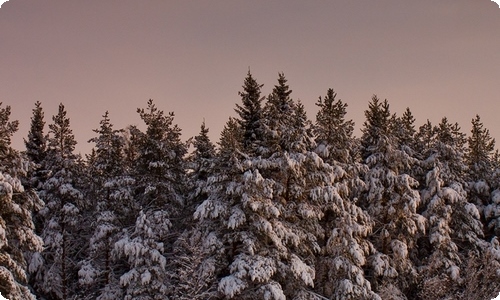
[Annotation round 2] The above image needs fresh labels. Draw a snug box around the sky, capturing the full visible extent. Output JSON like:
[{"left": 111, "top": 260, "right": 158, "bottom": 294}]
[{"left": 1, "top": 0, "right": 500, "bottom": 154}]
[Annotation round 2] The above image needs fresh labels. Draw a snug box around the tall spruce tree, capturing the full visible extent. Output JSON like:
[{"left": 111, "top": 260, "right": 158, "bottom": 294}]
[
  {"left": 418, "top": 117, "right": 488, "bottom": 298},
  {"left": 195, "top": 73, "right": 339, "bottom": 299},
  {"left": 113, "top": 99, "right": 187, "bottom": 299},
  {"left": 31, "top": 103, "right": 84, "bottom": 300},
  {"left": 313, "top": 90, "right": 379, "bottom": 299},
  {"left": 0, "top": 103, "right": 44, "bottom": 300},
  {"left": 172, "top": 121, "right": 219, "bottom": 299},
  {"left": 466, "top": 115, "right": 496, "bottom": 224},
  {"left": 78, "top": 112, "right": 136, "bottom": 300},
  {"left": 360, "top": 97, "right": 425, "bottom": 298}
]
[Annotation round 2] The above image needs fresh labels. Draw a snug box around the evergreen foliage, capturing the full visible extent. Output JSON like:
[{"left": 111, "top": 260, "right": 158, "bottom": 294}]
[
  {"left": 0, "top": 103, "right": 43, "bottom": 300},
  {"left": 0, "top": 72, "right": 498, "bottom": 300}
]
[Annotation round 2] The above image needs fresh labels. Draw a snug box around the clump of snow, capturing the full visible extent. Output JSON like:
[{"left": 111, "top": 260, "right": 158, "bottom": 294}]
[
  {"left": 261, "top": 282, "right": 286, "bottom": 300},
  {"left": 290, "top": 254, "right": 315, "bottom": 287},
  {"left": 218, "top": 275, "right": 247, "bottom": 298}
]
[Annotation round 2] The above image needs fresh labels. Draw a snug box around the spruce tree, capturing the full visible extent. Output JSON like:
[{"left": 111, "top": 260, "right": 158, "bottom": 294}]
[
  {"left": 360, "top": 97, "right": 425, "bottom": 298},
  {"left": 113, "top": 99, "right": 187, "bottom": 299},
  {"left": 418, "top": 117, "right": 487, "bottom": 298},
  {"left": 0, "top": 103, "right": 43, "bottom": 300},
  {"left": 467, "top": 115, "right": 495, "bottom": 181},
  {"left": 24, "top": 101, "right": 47, "bottom": 190},
  {"left": 31, "top": 103, "right": 84, "bottom": 300},
  {"left": 466, "top": 115, "right": 495, "bottom": 222},
  {"left": 78, "top": 112, "right": 136, "bottom": 300},
  {"left": 195, "top": 74, "right": 336, "bottom": 299},
  {"left": 314, "top": 88, "right": 357, "bottom": 164},
  {"left": 235, "top": 71, "right": 265, "bottom": 151}
]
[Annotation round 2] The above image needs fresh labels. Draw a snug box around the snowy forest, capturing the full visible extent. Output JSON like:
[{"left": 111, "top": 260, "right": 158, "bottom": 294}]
[{"left": 1, "top": 72, "right": 500, "bottom": 300}]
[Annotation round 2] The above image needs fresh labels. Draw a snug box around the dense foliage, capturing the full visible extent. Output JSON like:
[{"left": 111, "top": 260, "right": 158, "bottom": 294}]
[{"left": 0, "top": 72, "right": 499, "bottom": 299}]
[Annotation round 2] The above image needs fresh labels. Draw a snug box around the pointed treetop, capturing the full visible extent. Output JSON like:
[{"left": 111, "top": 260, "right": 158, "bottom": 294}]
[
  {"left": 48, "top": 103, "right": 77, "bottom": 158},
  {"left": 193, "top": 120, "right": 216, "bottom": 160},
  {"left": 235, "top": 71, "right": 264, "bottom": 150}
]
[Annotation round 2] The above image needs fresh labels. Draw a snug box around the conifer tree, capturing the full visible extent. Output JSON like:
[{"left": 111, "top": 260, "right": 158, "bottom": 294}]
[
  {"left": 188, "top": 121, "right": 216, "bottom": 182},
  {"left": 24, "top": 101, "right": 47, "bottom": 190},
  {"left": 360, "top": 97, "right": 425, "bottom": 298},
  {"left": 466, "top": 115, "right": 495, "bottom": 221},
  {"left": 418, "top": 117, "right": 487, "bottom": 298},
  {"left": 31, "top": 103, "right": 84, "bottom": 300},
  {"left": 314, "top": 88, "right": 357, "bottom": 164},
  {"left": 172, "top": 121, "right": 219, "bottom": 299},
  {"left": 235, "top": 71, "right": 265, "bottom": 151},
  {"left": 195, "top": 74, "right": 336, "bottom": 299},
  {"left": 360, "top": 96, "right": 391, "bottom": 161},
  {"left": 113, "top": 99, "right": 187, "bottom": 299},
  {"left": 390, "top": 107, "right": 416, "bottom": 151},
  {"left": 0, "top": 103, "right": 43, "bottom": 300},
  {"left": 313, "top": 90, "right": 379, "bottom": 299},
  {"left": 467, "top": 115, "right": 495, "bottom": 181},
  {"left": 78, "top": 112, "right": 136, "bottom": 300}
]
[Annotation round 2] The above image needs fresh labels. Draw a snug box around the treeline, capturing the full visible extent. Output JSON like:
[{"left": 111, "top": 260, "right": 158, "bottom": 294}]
[{"left": 1, "top": 72, "right": 500, "bottom": 300}]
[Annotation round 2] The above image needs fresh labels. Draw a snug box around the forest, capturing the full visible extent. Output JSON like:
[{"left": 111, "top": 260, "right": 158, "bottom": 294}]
[{"left": 1, "top": 72, "right": 500, "bottom": 300}]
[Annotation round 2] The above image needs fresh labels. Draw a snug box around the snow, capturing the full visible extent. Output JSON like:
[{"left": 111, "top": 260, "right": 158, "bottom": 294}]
[
  {"left": 261, "top": 282, "right": 286, "bottom": 300},
  {"left": 290, "top": 254, "right": 315, "bottom": 287},
  {"left": 227, "top": 207, "right": 246, "bottom": 229},
  {"left": 0, "top": 291, "right": 6, "bottom": 300},
  {"left": 218, "top": 275, "right": 247, "bottom": 298},
  {"left": 465, "top": 202, "right": 481, "bottom": 220}
]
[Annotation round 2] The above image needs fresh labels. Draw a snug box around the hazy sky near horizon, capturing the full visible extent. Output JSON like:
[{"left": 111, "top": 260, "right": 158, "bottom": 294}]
[{"left": 1, "top": 0, "right": 500, "bottom": 154}]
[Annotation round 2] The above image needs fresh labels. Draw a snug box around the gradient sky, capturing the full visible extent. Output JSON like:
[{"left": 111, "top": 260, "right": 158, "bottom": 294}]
[{"left": 1, "top": 0, "right": 500, "bottom": 154}]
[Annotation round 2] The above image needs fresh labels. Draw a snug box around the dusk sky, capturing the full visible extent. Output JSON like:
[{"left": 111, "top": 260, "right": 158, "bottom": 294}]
[{"left": 1, "top": 0, "right": 500, "bottom": 154}]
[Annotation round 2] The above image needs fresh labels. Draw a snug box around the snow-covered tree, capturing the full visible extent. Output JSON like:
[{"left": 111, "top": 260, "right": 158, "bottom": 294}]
[
  {"left": 0, "top": 103, "right": 44, "bottom": 300},
  {"left": 467, "top": 115, "right": 495, "bottom": 182},
  {"left": 194, "top": 73, "right": 335, "bottom": 299},
  {"left": 465, "top": 115, "right": 497, "bottom": 238},
  {"left": 360, "top": 97, "right": 425, "bottom": 298},
  {"left": 23, "top": 101, "right": 48, "bottom": 191},
  {"left": 78, "top": 112, "right": 136, "bottom": 300},
  {"left": 112, "top": 99, "right": 187, "bottom": 299},
  {"left": 188, "top": 121, "right": 216, "bottom": 184},
  {"left": 31, "top": 103, "right": 85, "bottom": 300},
  {"left": 314, "top": 88, "right": 357, "bottom": 164},
  {"left": 417, "top": 117, "right": 487, "bottom": 298},
  {"left": 313, "top": 90, "right": 379, "bottom": 299}
]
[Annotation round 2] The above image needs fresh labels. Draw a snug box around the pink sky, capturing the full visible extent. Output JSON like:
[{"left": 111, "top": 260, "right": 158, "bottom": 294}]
[{"left": 1, "top": 0, "right": 500, "bottom": 154}]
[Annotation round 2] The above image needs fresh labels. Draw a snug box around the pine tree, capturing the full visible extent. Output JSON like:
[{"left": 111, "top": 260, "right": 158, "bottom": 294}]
[
  {"left": 390, "top": 107, "right": 416, "bottom": 151},
  {"left": 314, "top": 88, "right": 357, "bottom": 164},
  {"left": 235, "top": 71, "right": 265, "bottom": 151},
  {"left": 31, "top": 103, "right": 84, "bottom": 300},
  {"left": 78, "top": 112, "right": 136, "bottom": 300},
  {"left": 194, "top": 74, "right": 338, "bottom": 299},
  {"left": 360, "top": 97, "right": 425, "bottom": 298},
  {"left": 466, "top": 115, "right": 496, "bottom": 228},
  {"left": 361, "top": 96, "right": 391, "bottom": 161},
  {"left": 113, "top": 99, "right": 187, "bottom": 299},
  {"left": 189, "top": 121, "right": 216, "bottom": 182},
  {"left": 313, "top": 90, "right": 379, "bottom": 299},
  {"left": 23, "top": 101, "right": 47, "bottom": 190},
  {"left": 260, "top": 73, "right": 296, "bottom": 154},
  {"left": 467, "top": 115, "right": 495, "bottom": 182},
  {"left": 0, "top": 103, "right": 43, "bottom": 300},
  {"left": 416, "top": 116, "right": 490, "bottom": 298}
]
